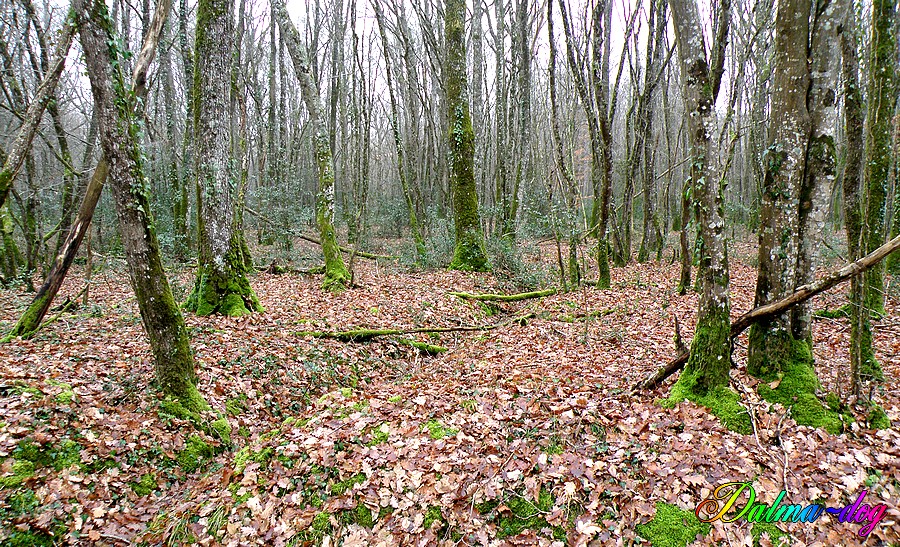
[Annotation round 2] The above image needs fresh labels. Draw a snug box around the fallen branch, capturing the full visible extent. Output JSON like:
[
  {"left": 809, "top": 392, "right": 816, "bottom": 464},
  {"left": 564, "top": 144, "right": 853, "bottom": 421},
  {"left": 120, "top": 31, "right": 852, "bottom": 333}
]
[
  {"left": 449, "top": 288, "right": 557, "bottom": 302},
  {"left": 397, "top": 338, "right": 448, "bottom": 355},
  {"left": 261, "top": 261, "right": 325, "bottom": 275},
  {"left": 637, "top": 233, "right": 900, "bottom": 391},
  {"left": 297, "top": 313, "right": 536, "bottom": 343}
]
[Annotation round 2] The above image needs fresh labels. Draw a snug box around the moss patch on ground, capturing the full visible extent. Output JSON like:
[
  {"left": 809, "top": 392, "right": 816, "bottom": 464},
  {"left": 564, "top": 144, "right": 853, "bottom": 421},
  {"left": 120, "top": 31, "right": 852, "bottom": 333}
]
[
  {"left": 664, "top": 370, "right": 751, "bottom": 434},
  {"left": 130, "top": 473, "right": 158, "bottom": 496},
  {"left": 0, "top": 459, "right": 35, "bottom": 488},
  {"left": 635, "top": 501, "right": 711, "bottom": 547},
  {"left": 177, "top": 435, "right": 216, "bottom": 473},
  {"left": 477, "top": 488, "right": 565, "bottom": 540},
  {"left": 868, "top": 405, "right": 891, "bottom": 430},
  {"left": 425, "top": 419, "right": 459, "bottom": 440}
]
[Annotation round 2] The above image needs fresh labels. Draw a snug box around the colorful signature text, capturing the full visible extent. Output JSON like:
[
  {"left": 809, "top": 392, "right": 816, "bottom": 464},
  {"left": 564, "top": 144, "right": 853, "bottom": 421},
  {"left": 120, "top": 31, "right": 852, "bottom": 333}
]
[{"left": 695, "top": 481, "right": 887, "bottom": 538}]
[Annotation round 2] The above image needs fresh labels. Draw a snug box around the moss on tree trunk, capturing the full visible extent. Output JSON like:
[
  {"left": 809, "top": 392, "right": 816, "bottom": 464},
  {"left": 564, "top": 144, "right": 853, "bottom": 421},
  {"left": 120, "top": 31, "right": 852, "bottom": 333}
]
[
  {"left": 862, "top": 0, "right": 897, "bottom": 316},
  {"left": 446, "top": 0, "right": 489, "bottom": 272}
]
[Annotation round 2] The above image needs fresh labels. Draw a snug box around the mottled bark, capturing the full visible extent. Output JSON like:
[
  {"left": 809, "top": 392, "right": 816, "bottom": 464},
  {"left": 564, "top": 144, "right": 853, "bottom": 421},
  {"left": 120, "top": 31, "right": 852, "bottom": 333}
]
[
  {"left": 668, "top": 0, "right": 733, "bottom": 400},
  {"left": 184, "top": 0, "right": 262, "bottom": 316},
  {"left": 446, "top": 0, "right": 489, "bottom": 271},
  {"left": 747, "top": 0, "right": 811, "bottom": 379},
  {"left": 792, "top": 0, "right": 845, "bottom": 341},
  {"left": 73, "top": 0, "right": 205, "bottom": 411},
  {"left": 273, "top": 0, "right": 351, "bottom": 289}
]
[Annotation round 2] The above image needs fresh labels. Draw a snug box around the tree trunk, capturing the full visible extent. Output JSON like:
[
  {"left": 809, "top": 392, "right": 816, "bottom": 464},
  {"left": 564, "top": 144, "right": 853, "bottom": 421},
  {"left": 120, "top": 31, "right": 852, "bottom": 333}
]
[
  {"left": 273, "top": 0, "right": 351, "bottom": 290},
  {"left": 372, "top": 0, "right": 426, "bottom": 261},
  {"left": 184, "top": 0, "right": 262, "bottom": 316},
  {"left": 665, "top": 0, "right": 739, "bottom": 431},
  {"left": 862, "top": 0, "right": 897, "bottom": 316},
  {"left": 73, "top": 0, "right": 206, "bottom": 411},
  {"left": 446, "top": 0, "right": 489, "bottom": 272}
]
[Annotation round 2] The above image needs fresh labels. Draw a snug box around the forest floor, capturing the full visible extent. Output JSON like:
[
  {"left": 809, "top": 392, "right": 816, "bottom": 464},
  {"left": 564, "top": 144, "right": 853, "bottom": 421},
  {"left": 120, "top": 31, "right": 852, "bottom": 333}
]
[{"left": 1, "top": 239, "right": 899, "bottom": 546}]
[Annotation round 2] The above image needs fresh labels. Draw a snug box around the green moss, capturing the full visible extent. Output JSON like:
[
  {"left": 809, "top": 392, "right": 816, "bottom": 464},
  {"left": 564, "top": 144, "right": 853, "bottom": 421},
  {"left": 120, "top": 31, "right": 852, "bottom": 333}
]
[
  {"left": 388, "top": 395, "right": 402, "bottom": 403},
  {"left": 14, "top": 438, "right": 81, "bottom": 471},
  {"left": 366, "top": 424, "right": 389, "bottom": 446},
  {"left": 825, "top": 392, "right": 842, "bottom": 412},
  {"left": 425, "top": 419, "right": 459, "bottom": 440},
  {"left": 330, "top": 472, "right": 365, "bottom": 495},
  {"left": 749, "top": 330, "right": 843, "bottom": 434},
  {"left": 635, "top": 502, "right": 711, "bottom": 547},
  {"left": 340, "top": 387, "right": 353, "bottom": 398},
  {"left": 868, "top": 405, "right": 891, "bottom": 430},
  {"left": 485, "top": 489, "right": 565, "bottom": 540},
  {"left": 177, "top": 435, "right": 215, "bottom": 473},
  {"left": 226, "top": 394, "right": 248, "bottom": 416},
  {"left": 665, "top": 370, "right": 751, "bottom": 434},
  {"left": 340, "top": 503, "right": 374, "bottom": 528},
  {"left": 814, "top": 304, "right": 850, "bottom": 319},
  {"left": 130, "top": 473, "right": 158, "bottom": 496},
  {"left": 398, "top": 338, "right": 448, "bottom": 355},
  {"left": 46, "top": 379, "right": 75, "bottom": 404},
  {"left": 209, "top": 418, "right": 231, "bottom": 444},
  {"left": 233, "top": 446, "right": 274, "bottom": 473},
  {"left": 423, "top": 505, "right": 445, "bottom": 530},
  {"left": 184, "top": 259, "right": 263, "bottom": 317},
  {"left": 0, "top": 459, "right": 35, "bottom": 488}
]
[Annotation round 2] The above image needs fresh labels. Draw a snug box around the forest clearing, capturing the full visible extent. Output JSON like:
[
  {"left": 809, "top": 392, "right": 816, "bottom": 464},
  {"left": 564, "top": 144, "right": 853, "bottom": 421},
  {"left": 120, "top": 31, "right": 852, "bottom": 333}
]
[
  {"left": 2, "top": 0, "right": 900, "bottom": 543},
  {"left": 1, "top": 238, "right": 899, "bottom": 545}
]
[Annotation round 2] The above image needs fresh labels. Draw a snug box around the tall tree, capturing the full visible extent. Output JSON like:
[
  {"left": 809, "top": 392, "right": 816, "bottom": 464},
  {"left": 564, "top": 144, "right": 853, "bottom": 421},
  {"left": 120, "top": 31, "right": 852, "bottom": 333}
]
[
  {"left": 184, "top": 0, "right": 263, "bottom": 316},
  {"left": 861, "top": 0, "right": 897, "bottom": 316},
  {"left": 372, "top": 0, "right": 426, "bottom": 260},
  {"left": 73, "top": 0, "right": 210, "bottom": 412},
  {"left": 665, "top": 0, "right": 742, "bottom": 431},
  {"left": 747, "top": 0, "right": 845, "bottom": 432},
  {"left": 446, "top": 0, "right": 489, "bottom": 271},
  {"left": 273, "top": 0, "right": 351, "bottom": 290}
]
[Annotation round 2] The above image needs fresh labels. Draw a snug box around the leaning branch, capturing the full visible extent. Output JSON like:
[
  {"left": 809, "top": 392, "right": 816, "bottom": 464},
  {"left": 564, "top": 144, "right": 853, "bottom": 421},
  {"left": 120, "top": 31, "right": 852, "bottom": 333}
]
[
  {"left": 448, "top": 288, "right": 557, "bottom": 302},
  {"left": 637, "top": 233, "right": 900, "bottom": 391}
]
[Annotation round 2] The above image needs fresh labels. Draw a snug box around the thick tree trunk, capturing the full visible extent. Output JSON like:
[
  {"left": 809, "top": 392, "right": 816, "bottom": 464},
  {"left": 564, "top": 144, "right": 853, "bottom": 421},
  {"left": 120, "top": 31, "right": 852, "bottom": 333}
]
[
  {"left": 0, "top": 11, "right": 74, "bottom": 211},
  {"left": 73, "top": 0, "right": 206, "bottom": 411},
  {"left": 747, "top": 0, "right": 811, "bottom": 379},
  {"left": 273, "top": 0, "right": 351, "bottom": 289},
  {"left": 446, "top": 0, "right": 489, "bottom": 272},
  {"left": 184, "top": 0, "right": 262, "bottom": 316}
]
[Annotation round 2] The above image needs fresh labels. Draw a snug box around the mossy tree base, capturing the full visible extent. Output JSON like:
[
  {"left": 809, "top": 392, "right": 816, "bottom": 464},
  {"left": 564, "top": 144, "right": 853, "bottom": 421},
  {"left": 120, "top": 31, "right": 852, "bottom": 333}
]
[
  {"left": 665, "top": 309, "right": 751, "bottom": 434},
  {"left": 185, "top": 262, "right": 263, "bottom": 317},
  {"left": 748, "top": 327, "right": 843, "bottom": 434},
  {"left": 449, "top": 233, "right": 490, "bottom": 273}
]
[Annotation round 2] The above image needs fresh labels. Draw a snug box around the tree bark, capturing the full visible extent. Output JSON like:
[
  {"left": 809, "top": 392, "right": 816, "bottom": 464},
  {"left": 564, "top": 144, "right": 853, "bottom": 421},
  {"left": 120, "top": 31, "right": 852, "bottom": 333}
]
[
  {"left": 183, "top": 0, "right": 262, "bottom": 316},
  {"left": 668, "top": 0, "right": 733, "bottom": 399},
  {"left": 446, "top": 0, "right": 489, "bottom": 272},
  {"left": 862, "top": 0, "right": 897, "bottom": 316},
  {"left": 273, "top": 0, "right": 351, "bottom": 290},
  {"left": 73, "top": 0, "right": 206, "bottom": 411}
]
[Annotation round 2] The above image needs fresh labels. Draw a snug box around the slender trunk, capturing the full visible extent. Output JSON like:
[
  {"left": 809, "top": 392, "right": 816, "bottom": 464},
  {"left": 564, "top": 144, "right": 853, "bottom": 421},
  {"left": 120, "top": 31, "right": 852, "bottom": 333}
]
[
  {"left": 862, "top": 0, "right": 897, "bottom": 316},
  {"left": 372, "top": 0, "right": 425, "bottom": 260},
  {"left": 274, "top": 0, "right": 351, "bottom": 289},
  {"left": 0, "top": 11, "right": 74, "bottom": 211},
  {"left": 73, "top": 0, "right": 206, "bottom": 410}
]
